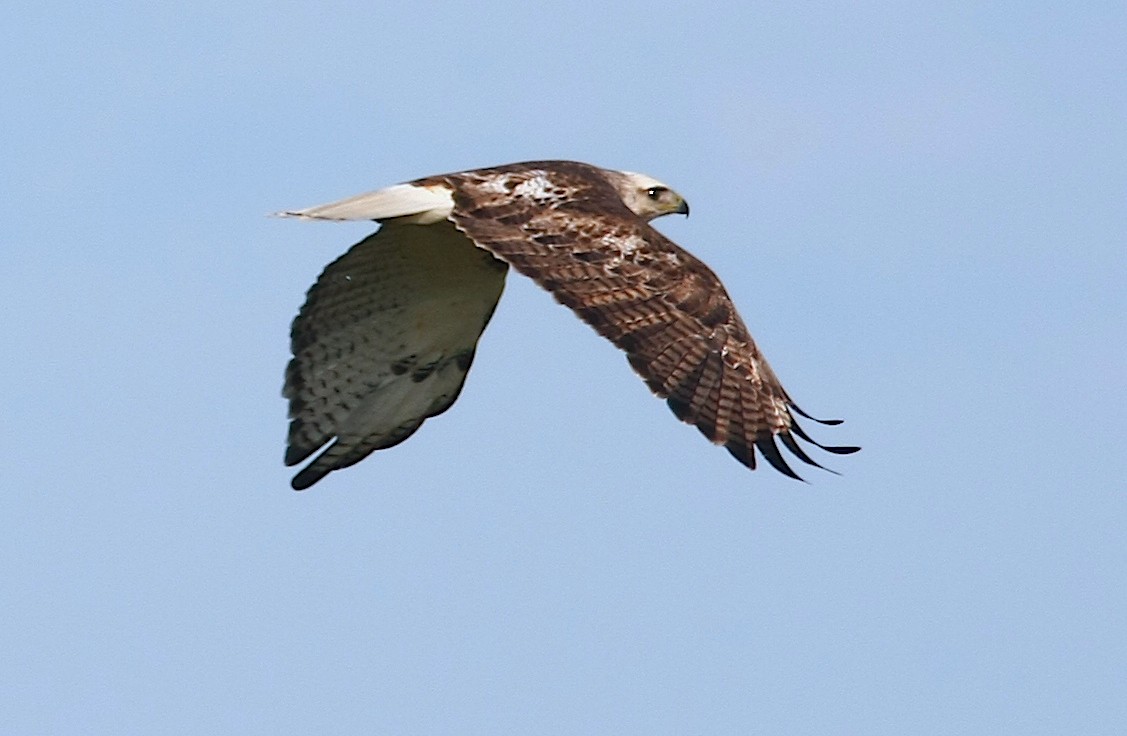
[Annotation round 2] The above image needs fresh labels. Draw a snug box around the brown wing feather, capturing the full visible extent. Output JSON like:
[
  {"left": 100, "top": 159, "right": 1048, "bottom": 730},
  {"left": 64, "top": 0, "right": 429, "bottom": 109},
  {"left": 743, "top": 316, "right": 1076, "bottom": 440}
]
[{"left": 435, "top": 161, "right": 857, "bottom": 478}]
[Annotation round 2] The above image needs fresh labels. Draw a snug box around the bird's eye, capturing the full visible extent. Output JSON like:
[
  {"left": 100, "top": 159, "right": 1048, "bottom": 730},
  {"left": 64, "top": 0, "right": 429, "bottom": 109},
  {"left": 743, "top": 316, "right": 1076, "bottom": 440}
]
[{"left": 646, "top": 186, "right": 667, "bottom": 199}]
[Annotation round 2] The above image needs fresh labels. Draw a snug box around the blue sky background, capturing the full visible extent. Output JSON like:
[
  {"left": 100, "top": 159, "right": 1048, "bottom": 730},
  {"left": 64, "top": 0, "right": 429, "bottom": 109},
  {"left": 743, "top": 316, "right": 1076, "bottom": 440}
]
[{"left": 3, "top": 2, "right": 1125, "bottom": 733}]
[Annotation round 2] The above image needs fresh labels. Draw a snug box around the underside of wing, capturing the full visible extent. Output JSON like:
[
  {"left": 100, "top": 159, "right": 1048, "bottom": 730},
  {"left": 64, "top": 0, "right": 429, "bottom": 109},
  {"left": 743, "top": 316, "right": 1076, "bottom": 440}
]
[
  {"left": 438, "top": 164, "right": 858, "bottom": 478},
  {"left": 284, "top": 221, "right": 507, "bottom": 489}
]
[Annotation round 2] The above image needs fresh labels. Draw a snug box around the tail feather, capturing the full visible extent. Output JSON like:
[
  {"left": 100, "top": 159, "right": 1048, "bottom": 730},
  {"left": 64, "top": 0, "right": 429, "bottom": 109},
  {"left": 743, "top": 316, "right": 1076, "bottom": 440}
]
[{"left": 274, "top": 183, "right": 454, "bottom": 224}]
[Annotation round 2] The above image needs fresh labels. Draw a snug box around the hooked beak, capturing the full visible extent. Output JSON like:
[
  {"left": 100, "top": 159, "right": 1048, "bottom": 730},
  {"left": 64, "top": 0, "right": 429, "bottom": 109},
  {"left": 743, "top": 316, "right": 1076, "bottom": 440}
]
[{"left": 675, "top": 199, "right": 690, "bottom": 217}]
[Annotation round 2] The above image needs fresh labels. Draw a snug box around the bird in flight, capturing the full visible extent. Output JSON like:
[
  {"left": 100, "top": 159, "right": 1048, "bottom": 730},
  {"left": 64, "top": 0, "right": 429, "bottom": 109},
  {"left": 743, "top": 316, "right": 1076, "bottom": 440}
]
[{"left": 279, "top": 160, "right": 857, "bottom": 489}]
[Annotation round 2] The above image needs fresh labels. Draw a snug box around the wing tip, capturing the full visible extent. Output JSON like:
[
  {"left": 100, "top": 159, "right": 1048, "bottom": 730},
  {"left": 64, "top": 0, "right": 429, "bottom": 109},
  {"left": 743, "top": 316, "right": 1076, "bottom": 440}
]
[
  {"left": 290, "top": 466, "right": 327, "bottom": 491},
  {"left": 721, "top": 421, "right": 857, "bottom": 482},
  {"left": 284, "top": 444, "right": 312, "bottom": 467},
  {"left": 754, "top": 433, "right": 806, "bottom": 481},
  {"left": 790, "top": 402, "right": 846, "bottom": 426}
]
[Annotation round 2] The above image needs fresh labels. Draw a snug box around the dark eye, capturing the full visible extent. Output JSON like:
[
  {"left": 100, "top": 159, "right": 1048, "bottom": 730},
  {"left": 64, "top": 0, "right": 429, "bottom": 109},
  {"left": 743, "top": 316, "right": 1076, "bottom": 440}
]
[{"left": 646, "top": 186, "right": 667, "bottom": 199}]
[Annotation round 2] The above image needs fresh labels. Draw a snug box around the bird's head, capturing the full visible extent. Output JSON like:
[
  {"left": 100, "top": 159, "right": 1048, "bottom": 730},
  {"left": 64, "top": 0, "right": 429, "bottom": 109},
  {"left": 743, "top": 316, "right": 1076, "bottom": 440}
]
[{"left": 606, "top": 170, "right": 690, "bottom": 221}]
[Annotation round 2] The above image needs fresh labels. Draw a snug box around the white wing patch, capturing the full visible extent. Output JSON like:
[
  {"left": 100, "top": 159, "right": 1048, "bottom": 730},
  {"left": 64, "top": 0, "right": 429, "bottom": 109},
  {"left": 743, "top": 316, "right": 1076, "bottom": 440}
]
[
  {"left": 606, "top": 232, "right": 644, "bottom": 256},
  {"left": 512, "top": 172, "right": 554, "bottom": 200},
  {"left": 478, "top": 173, "right": 519, "bottom": 194}
]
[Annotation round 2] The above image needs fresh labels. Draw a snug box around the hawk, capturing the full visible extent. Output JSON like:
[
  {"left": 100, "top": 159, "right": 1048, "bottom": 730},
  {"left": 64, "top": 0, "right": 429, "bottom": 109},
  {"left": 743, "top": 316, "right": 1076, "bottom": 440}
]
[{"left": 280, "top": 160, "right": 857, "bottom": 490}]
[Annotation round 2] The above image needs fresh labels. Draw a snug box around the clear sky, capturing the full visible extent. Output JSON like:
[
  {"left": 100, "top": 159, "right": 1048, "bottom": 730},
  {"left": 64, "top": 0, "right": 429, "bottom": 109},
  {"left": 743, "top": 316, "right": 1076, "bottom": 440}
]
[{"left": 3, "top": 2, "right": 1125, "bottom": 734}]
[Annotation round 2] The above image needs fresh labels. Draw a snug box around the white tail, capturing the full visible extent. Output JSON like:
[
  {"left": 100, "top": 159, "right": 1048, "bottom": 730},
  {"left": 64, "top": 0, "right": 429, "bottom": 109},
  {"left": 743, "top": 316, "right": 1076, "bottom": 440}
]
[{"left": 275, "top": 183, "right": 455, "bottom": 224}]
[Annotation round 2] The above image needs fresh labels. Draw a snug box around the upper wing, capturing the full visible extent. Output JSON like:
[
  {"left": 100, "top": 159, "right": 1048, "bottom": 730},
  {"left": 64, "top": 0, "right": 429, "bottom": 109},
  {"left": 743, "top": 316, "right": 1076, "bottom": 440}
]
[
  {"left": 284, "top": 221, "right": 507, "bottom": 490},
  {"left": 440, "top": 166, "right": 858, "bottom": 478}
]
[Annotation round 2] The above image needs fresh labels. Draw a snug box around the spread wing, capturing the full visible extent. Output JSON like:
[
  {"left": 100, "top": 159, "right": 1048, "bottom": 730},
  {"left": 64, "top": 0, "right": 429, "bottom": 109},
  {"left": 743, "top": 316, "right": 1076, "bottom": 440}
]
[
  {"left": 284, "top": 221, "right": 507, "bottom": 490},
  {"left": 438, "top": 164, "right": 858, "bottom": 478}
]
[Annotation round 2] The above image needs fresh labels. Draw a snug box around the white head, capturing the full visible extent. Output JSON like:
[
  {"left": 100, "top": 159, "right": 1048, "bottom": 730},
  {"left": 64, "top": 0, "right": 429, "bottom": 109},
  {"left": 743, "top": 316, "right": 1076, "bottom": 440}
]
[{"left": 603, "top": 170, "right": 690, "bottom": 221}]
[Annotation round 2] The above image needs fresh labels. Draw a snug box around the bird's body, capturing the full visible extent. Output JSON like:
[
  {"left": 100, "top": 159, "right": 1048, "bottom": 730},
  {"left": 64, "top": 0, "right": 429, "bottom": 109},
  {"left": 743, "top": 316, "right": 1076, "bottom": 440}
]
[{"left": 281, "top": 160, "right": 856, "bottom": 489}]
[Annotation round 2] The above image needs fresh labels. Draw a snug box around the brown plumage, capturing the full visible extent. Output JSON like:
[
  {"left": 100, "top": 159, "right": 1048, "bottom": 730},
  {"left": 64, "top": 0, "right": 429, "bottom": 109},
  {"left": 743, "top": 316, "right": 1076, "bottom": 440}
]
[{"left": 280, "top": 160, "right": 857, "bottom": 489}]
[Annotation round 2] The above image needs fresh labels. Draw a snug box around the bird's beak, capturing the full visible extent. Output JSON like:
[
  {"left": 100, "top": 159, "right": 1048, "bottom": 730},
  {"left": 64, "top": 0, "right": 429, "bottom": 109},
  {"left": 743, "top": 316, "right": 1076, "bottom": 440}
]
[{"left": 676, "top": 199, "right": 690, "bottom": 217}]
